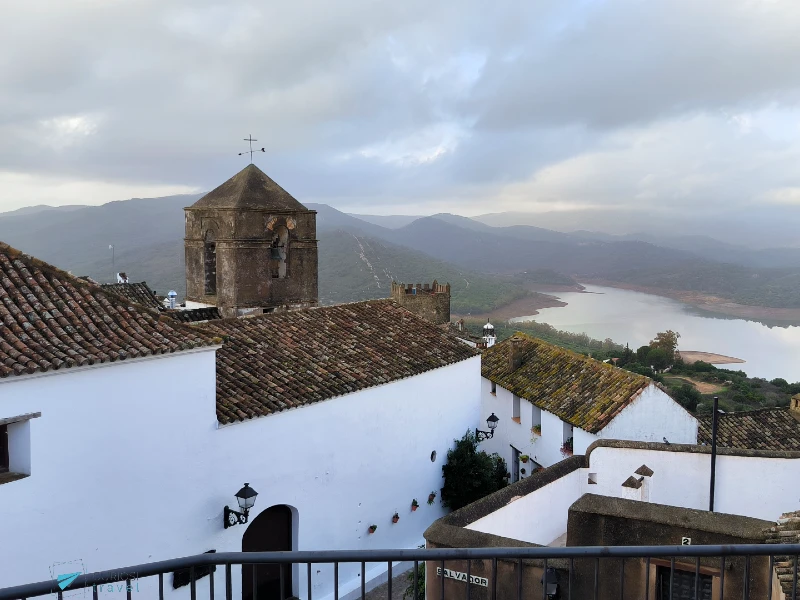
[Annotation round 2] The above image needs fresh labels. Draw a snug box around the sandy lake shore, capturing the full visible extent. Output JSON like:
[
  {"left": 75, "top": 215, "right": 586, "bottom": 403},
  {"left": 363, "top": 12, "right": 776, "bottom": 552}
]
[
  {"left": 453, "top": 290, "right": 568, "bottom": 321},
  {"left": 584, "top": 280, "right": 800, "bottom": 324},
  {"left": 678, "top": 351, "right": 745, "bottom": 365}
]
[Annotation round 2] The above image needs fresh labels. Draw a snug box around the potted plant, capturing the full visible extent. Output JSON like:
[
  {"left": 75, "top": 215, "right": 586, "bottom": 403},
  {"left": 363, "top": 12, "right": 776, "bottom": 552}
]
[
  {"left": 560, "top": 437, "right": 574, "bottom": 457},
  {"left": 392, "top": 512, "right": 400, "bottom": 524},
  {"left": 428, "top": 491, "right": 437, "bottom": 505},
  {"left": 368, "top": 524, "right": 377, "bottom": 534},
  {"left": 520, "top": 468, "right": 526, "bottom": 475},
  {"left": 411, "top": 499, "right": 419, "bottom": 512},
  {"left": 531, "top": 424, "right": 542, "bottom": 436},
  {"left": 520, "top": 454, "right": 529, "bottom": 463}
]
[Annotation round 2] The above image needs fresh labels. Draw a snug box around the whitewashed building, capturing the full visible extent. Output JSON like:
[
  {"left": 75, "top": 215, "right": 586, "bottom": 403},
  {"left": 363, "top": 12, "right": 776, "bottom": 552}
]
[
  {"left": 0, "top": 239, "right": 481, "bottom": 599},
  {"left": 478, "top": 334, "right": 697, "bottom": 478}
]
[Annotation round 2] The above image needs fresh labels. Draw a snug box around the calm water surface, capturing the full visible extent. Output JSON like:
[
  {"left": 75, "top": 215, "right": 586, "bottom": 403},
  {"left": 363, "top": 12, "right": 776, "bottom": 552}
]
[{"left": 509, "top": 285, "right": 800, "bottom": 382}]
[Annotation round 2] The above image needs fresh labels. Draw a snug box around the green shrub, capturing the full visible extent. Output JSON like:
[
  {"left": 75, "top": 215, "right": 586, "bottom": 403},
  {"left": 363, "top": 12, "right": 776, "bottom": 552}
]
[{"left": 441, "top": 431, "right": 508, "bottom": 511}]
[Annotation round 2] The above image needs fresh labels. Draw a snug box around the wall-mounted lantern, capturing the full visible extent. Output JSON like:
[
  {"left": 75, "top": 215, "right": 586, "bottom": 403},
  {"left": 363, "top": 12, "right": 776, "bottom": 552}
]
[
  {"left": 224, "top": 483, "right": 258, "bottom": 529},
  {"left": 475, "top": 413, "right": 499, "bottom": 441}
]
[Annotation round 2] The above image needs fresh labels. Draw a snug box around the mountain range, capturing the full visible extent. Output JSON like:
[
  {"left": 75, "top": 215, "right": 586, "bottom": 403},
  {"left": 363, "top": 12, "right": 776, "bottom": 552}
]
[{"left": 1, "top": 198, "right": 800, "bottom": 314}]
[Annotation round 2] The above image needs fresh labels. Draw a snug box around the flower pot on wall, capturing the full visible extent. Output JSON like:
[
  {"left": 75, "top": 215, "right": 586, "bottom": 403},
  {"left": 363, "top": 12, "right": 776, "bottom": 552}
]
[
  {"left": 368, "top": 525, "right": 377, "bottom": 534},
  {"left": 392, "top": 513, "right": 400, "bottom": 524},
  {"left": 428, "top": 492, "right": 437, "bottom": 505},
  {"left": 520, "top": 455, "right": 529, "bottom": 463}
]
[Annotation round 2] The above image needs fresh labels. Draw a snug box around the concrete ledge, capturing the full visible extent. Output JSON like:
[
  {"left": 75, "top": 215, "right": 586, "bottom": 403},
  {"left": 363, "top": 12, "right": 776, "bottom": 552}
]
[{"left": 584, "top": 439, "right": 800, "bottom": 461}]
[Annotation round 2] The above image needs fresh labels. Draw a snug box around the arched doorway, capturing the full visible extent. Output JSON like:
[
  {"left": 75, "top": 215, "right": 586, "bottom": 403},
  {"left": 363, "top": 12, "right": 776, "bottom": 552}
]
[{"left": 242, "top": 505, "right": 293, "bottom": 600}]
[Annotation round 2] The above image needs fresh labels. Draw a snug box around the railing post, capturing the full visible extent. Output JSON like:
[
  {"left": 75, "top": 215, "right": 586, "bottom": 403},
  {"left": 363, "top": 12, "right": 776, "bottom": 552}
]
[{"left": 491, "top": 558, "right": 497, "bottom": 600}]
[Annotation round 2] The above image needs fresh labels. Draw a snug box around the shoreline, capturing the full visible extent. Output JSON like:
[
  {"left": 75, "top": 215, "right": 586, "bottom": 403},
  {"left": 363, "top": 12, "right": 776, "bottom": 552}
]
[
  {"left": 582, "top": 280, "right": 800, "bottom": 324},
  {"left": 453, "top": 289, "right": 568, "bottom": 321},
  {"left": 678, "top": 351, "right": 745, "bottom": 365}
]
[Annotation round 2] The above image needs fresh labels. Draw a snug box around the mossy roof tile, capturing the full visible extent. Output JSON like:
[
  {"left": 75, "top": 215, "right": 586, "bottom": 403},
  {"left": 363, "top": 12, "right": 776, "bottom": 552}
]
[{"left": 481, "top": 332, "right": 651, "bottom": 434}]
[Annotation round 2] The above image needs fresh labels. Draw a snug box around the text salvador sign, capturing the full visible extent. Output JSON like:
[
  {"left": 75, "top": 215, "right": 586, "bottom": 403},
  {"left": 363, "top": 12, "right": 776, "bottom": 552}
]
[{"left": 436, "top": 567, "right": 489, "bottom": 587}]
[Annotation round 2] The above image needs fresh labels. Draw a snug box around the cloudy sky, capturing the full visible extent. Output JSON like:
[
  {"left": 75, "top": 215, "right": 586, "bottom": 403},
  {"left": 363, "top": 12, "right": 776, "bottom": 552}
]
[{"left": 3, "top": 0, "right": 800, "bottom": 216}]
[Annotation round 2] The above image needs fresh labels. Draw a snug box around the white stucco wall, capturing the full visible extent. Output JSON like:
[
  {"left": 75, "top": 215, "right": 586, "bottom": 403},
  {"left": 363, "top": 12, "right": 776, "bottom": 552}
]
[
  {"left": 464, "top": 444, "right": 800, "bottom": 545},
  {"left": 587, "top": 445, "right": 800, "bottom": 521},
  {"left": 599, "top": 384, "right": 698, "bottom": 445},
  {"left": 0, "top": 353, "right": 481, "bottom": 600},
  {"left": 479, "top": 380, "right": 574, "bottom": 473},
  {"left": 465, "top": 470, "right": 582, "bottom": 545},
  {"left": 479, "top": 379, "right": 698, "bottom": 473}
]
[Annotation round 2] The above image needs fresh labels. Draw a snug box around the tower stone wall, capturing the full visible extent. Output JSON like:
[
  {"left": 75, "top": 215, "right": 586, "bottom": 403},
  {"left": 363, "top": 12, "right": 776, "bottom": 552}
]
[
  {"left": 184, "top": 165, "right": 318, "bottom": 317},
  {"left": 390, "top": 280, "right": 451, "bottom": 324}
]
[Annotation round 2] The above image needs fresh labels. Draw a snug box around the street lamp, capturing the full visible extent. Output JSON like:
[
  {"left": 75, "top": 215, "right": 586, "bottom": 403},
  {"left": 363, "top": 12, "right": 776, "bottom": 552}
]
[
  {"left": 476, "top": 413, "right": 499, "bottom": 442},
  {"left": 224, "top": 483, "right": 258, "bottom": 529}
]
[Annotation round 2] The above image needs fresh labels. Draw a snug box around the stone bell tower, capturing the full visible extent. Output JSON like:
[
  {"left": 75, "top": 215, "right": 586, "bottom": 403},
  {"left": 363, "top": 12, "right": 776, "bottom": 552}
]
[{"left": 184, "top": 164, "right": 318, "bottom": 317}]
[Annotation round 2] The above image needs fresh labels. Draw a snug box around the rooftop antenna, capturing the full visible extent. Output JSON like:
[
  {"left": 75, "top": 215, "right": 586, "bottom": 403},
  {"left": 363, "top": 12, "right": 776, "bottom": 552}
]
[{"left": 239, "top": 134, "right": 265, "bottom": 163}]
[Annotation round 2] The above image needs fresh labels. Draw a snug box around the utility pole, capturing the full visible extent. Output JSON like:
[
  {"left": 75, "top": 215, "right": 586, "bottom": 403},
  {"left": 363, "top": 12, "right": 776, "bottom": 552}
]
[{"left": 709, "top": 395, "right": 719, "bottom": 512}]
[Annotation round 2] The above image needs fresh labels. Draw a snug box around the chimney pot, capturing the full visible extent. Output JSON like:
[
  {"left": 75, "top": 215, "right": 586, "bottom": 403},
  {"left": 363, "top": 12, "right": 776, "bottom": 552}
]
[{"left": 509, "top": 336, "right": 524, "bottom": 372}]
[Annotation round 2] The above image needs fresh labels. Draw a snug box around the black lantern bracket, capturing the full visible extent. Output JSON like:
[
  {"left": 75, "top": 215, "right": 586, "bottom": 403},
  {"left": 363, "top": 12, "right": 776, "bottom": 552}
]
[
  {"left": 476, "top": 413, "right": 500, "bottom": 442},
  {"left": 223, "top": 483, "right": 258, "bottom": 529},
  {"left": 224, "top": 505, "right": 249, "bottom": 529}
]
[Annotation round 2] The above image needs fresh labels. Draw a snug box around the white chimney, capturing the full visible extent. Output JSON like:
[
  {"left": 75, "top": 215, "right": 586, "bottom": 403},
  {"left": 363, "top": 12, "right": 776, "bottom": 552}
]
[{"left": 167, "top": 290, "right": 177, "bottom": 310}]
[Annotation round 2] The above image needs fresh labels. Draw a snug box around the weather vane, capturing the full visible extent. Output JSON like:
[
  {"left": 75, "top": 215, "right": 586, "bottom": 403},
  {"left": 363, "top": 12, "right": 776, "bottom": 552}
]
[{"left": 239, "top": 134, "right": 265, "bottom": 163}]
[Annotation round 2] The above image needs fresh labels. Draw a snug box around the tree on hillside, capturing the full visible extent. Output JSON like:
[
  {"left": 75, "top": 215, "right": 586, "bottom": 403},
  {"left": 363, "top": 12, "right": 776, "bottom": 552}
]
[
  {"left": 650, "top": 330, "right": 681, "bottom": 361},
  {"left": 647, "top": 347, "right": 670, "bottom": 372},
  {"left": 636, "top": 345, "right": 651, "bottom": 364},
  {"left": 441, "top": 431, "right": 508, "bottom": 511}
]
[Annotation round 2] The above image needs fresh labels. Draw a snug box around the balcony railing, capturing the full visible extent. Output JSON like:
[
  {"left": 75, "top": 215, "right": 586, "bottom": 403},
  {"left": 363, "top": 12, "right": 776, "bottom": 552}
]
[{"left": 0, "top": 544, "right": 798, "bottom": 600}]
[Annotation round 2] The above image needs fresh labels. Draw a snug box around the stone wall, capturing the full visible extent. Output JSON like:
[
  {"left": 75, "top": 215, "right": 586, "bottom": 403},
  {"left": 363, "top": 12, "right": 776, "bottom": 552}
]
[
  {"left": 390, "top": 281, "right": 451, "bottom": 324},
  {"left": 567, "top": 494, "right": 773, "bottom": 599},
  {"left": 185, "top": 208, "right": 318, "bottom": 316}
]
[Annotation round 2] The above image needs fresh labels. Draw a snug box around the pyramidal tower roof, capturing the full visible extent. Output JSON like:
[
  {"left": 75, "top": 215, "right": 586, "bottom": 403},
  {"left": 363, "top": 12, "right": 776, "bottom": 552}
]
[{"left": 189, "top": 164, "right": 309, "bottom": 211}]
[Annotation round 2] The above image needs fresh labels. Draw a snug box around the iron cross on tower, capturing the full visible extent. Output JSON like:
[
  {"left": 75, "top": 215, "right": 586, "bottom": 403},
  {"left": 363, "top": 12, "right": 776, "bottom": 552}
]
[{"left": 239, "top": 134, "right": 265, "bottom": 163}]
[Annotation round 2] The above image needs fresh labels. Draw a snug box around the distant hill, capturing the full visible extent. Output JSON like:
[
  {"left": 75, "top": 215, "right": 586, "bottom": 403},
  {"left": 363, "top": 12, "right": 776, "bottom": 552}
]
[
  {"left": 346, "top": 213, "right": 423, "bottom": 229},
  {"left": 3, "top": 195, "right": 800, "bottom": 312},
  {"left": 474, "top": 207, "right": 800, "bottom": 249},
  {"left": 0, "top": 204, "right": 88, "bottom": 218},
  {"left": 370, "top": 216, "right": 698, "bottom": 276},
  {"left": 318, "top": 230, "right": 525, "bottom": 313},
  {"left": 0, "top": 196, "right": 526, "bottom": 313}
]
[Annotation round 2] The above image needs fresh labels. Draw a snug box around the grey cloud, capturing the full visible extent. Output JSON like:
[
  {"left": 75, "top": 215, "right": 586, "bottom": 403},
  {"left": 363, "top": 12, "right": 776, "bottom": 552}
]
[{"left": 1, "top": 0, "right": 800, "bottom": 217}]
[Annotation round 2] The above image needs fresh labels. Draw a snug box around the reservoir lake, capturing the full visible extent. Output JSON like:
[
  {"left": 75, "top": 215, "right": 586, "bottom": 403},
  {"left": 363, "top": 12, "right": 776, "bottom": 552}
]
[{"left": 509, "top": 285, "right": 800, "bottom": 382}]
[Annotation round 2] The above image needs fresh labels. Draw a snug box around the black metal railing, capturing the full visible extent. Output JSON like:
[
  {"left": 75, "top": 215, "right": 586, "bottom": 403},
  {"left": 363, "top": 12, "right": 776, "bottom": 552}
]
[{"left": 1, "top": 544, "right": 798, "bottom": 600}]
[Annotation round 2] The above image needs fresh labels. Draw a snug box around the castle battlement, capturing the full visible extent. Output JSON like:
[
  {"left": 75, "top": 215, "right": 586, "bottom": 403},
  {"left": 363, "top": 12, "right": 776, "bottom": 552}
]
[{"left": 390, "top": 280, "right": 450, "bottom": 324}]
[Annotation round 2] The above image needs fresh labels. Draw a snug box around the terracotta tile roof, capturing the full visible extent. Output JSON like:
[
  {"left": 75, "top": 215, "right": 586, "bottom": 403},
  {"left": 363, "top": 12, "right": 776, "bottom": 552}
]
[
  {"left": 188, "top": 164, "right": 310, "bottom": 212},
  {"left": 166, "top": 307, "right": 222, "bottom": 323},
  {"left": 101, "top": 282, "right": 164, "bottom": 312},
  {"left": 197, "top": 300, "right": 478, "bottom": 424},
  {"left": 697, "top": 407, "right": 800, "bottom": 451},
  {"left": 481, "top": 333, "right": 653, "bottom": 434},
  {"left": 764, "top": 511, "right": 800, "bottom": 596},
  {"left": 0, "top": 242, "right": 219, "bottom": 379}
]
